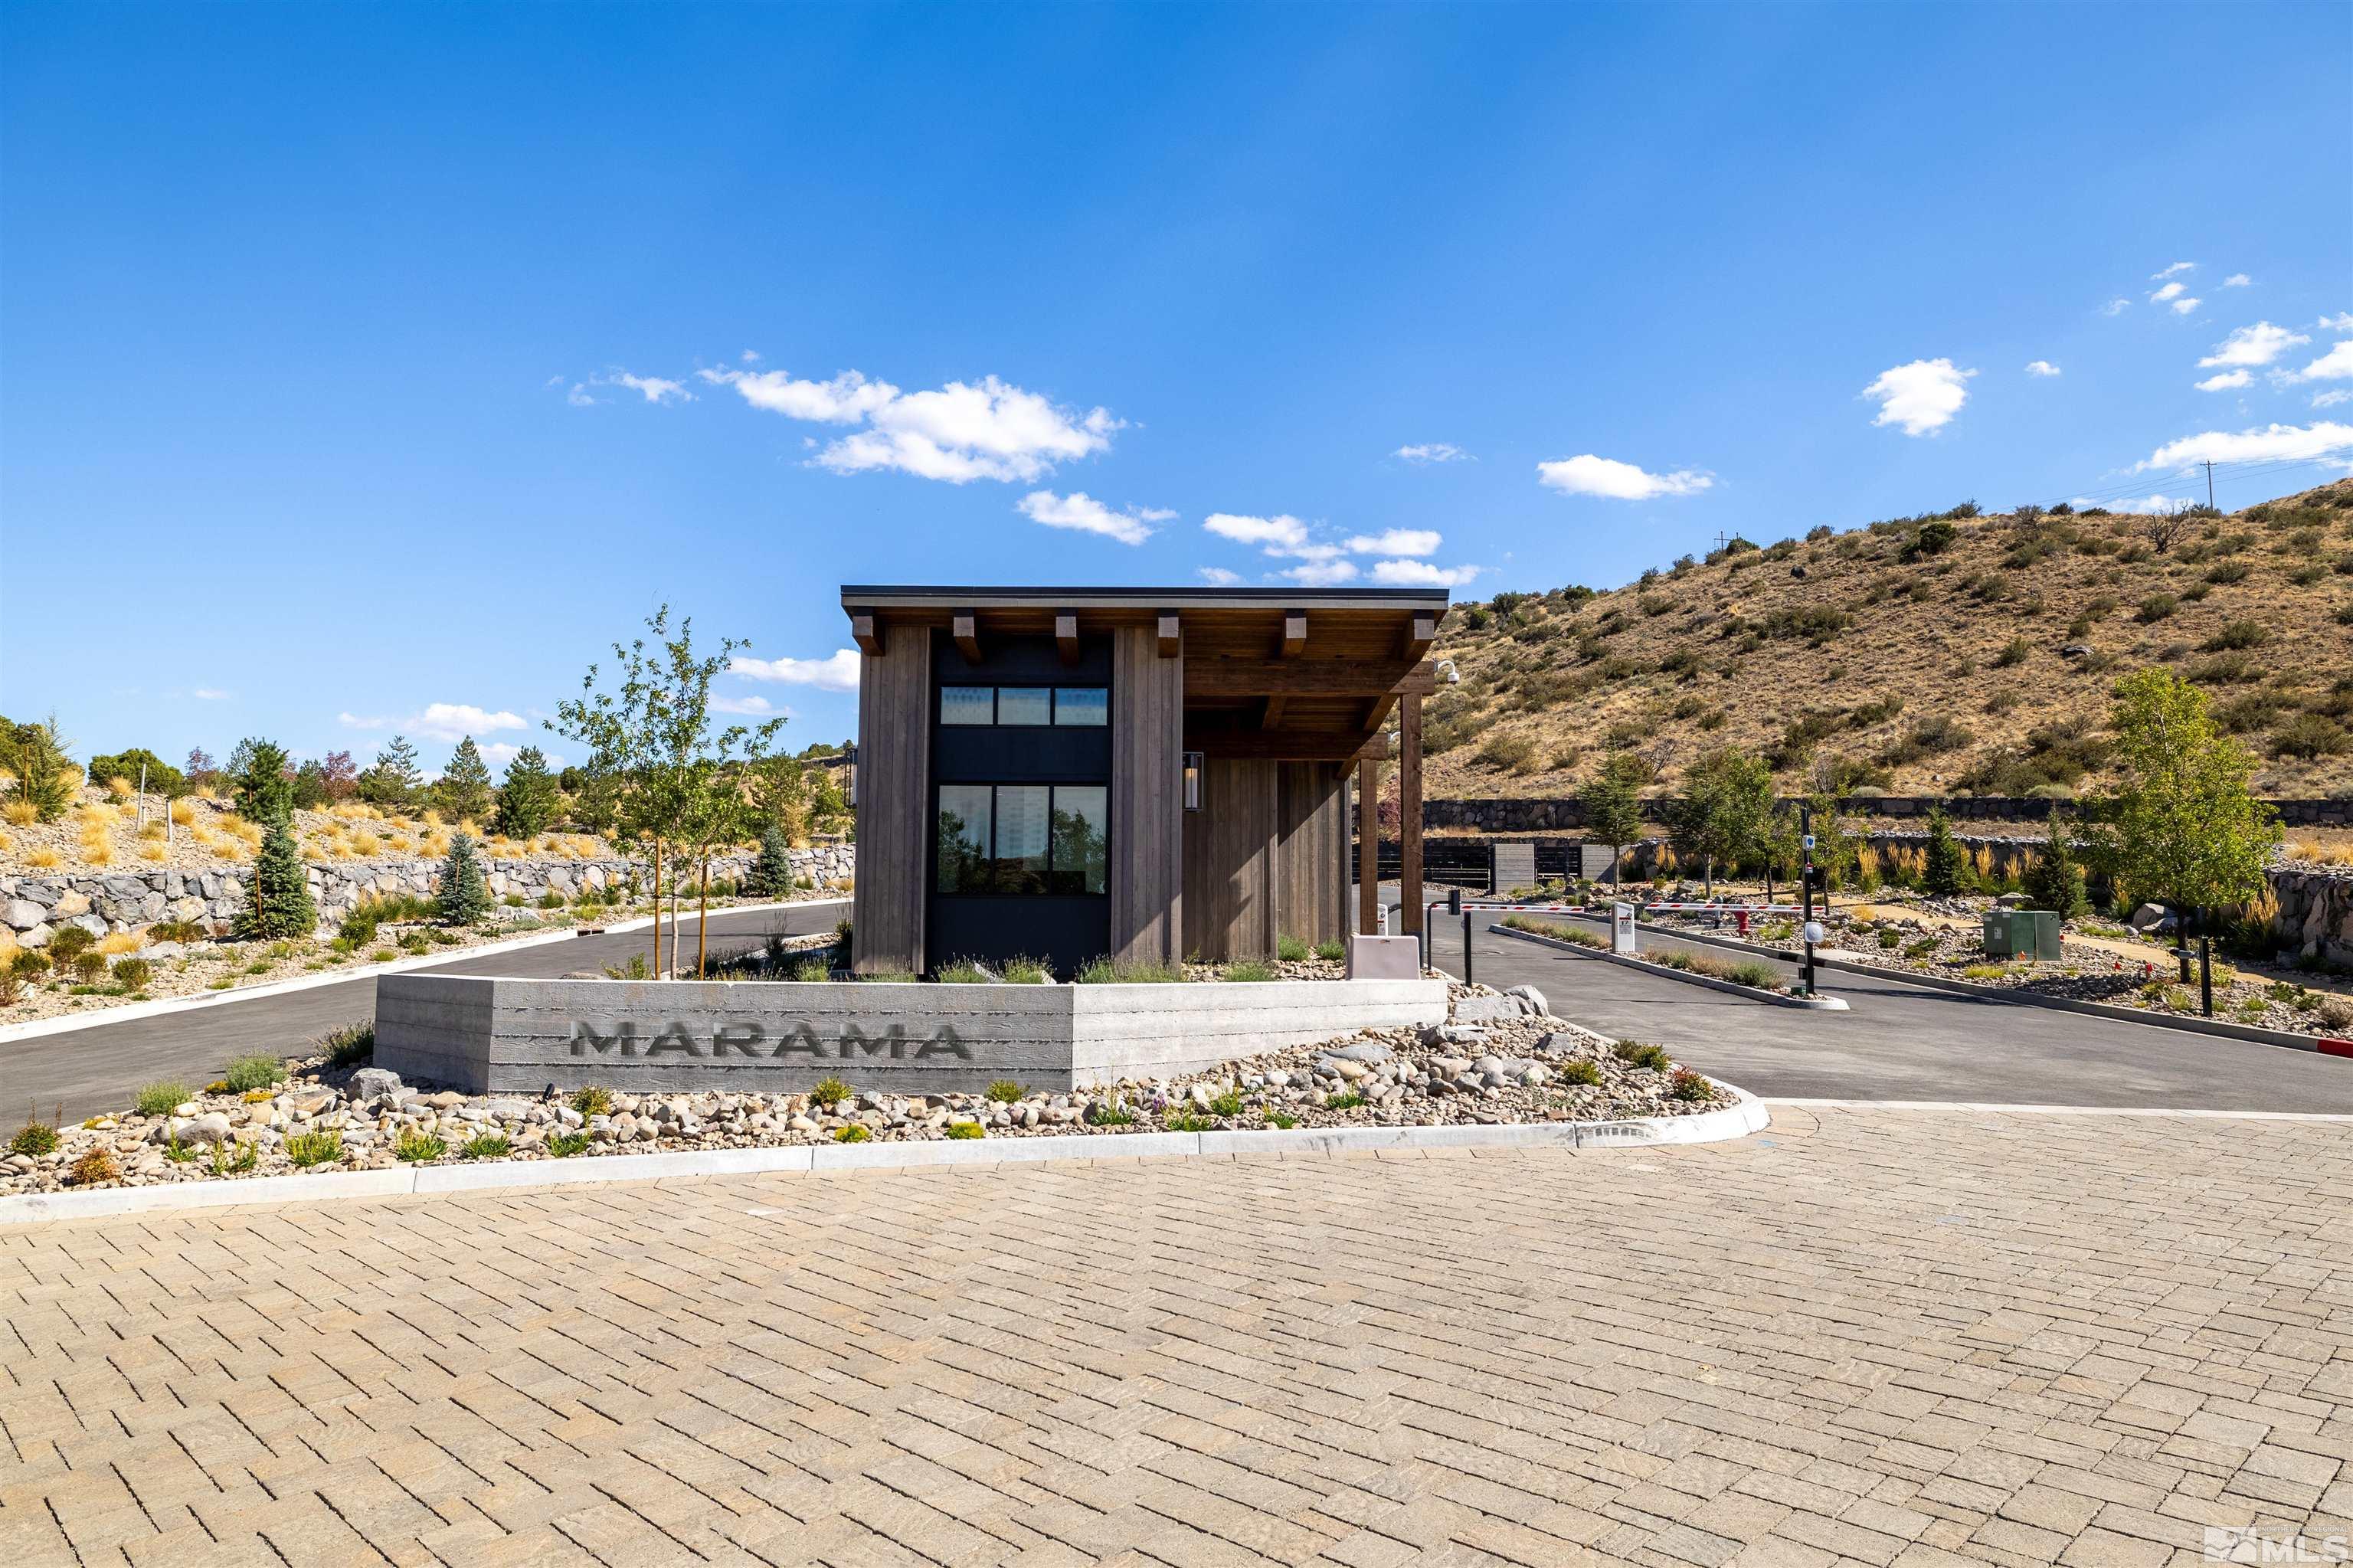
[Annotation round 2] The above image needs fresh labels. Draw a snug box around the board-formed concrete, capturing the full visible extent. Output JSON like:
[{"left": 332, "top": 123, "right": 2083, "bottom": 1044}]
[{"left": 373, "top": 971, "right": 1450, "bottom": 1093}]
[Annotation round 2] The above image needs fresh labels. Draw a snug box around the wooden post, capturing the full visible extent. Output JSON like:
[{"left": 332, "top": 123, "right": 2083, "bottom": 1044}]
[
  {"left": 1356, "top": 756, "right": 1379, "bottom": 935},
  {"left": 1399, "top": 694, "right": 1422, "bottom": 937}
]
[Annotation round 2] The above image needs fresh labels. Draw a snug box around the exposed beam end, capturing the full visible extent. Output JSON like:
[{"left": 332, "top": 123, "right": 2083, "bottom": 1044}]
[
  {"left": 851, "top": 613, "right": 883, "bottom": 656},
  {"left": 1281, "top": 611, "right": 1308, "bottom": 659},
  {"left": 1156, "top": 611, "right": 1181, "bottom": 658},
  {"left": 1055, "top": 612, "right": 1080, "bottom": 666},
  {"left": 1402, "top": 611, "right": 1438, "bottom": 662},
  {"left": 952, "top": 611, "right": 981, "bottom": 664}
]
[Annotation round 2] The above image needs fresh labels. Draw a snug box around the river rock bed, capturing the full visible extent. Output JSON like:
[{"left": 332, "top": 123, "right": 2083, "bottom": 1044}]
[{"left": 0, "top": 984, "right": 1730, "bottom": 1196}]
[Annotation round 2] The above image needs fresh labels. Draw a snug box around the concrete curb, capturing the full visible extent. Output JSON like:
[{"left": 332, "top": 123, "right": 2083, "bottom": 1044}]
[
  {"left": 0, "top": 899, "right": 850, "bottom": 1048},
  {"left": 1487, "top": 922, "right": 1852, "bottom": 1010},
  {"left": 0, "top": 1085, "right": 1766, "bottom": 1226},
  {"left": 1766, "top": 1097, "right": 2353, "bottom": 1121},
  {"left": 1506, "top": 910, "right": 2349, "bottom": 1059}
]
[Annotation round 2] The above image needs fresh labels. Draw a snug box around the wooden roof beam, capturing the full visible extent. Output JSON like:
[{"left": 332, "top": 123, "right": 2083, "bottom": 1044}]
[
  {"left": 1186, "top": 729, "right": 1387, "bottom": 761},
  {"left": 1402, "top": 611, "right": 1438, "bottom": 662},
  {"left": 953, "top": 611, "right": 981, "bottom": 663},
  {"left": 1281, "top": 611, "right": 1307, "bottom": 659},
  {"left": 1157, "top": 611, "right": 1181, "bottom": 658},
  {"left": 1055, "top": 613, "right": 1080, "bottom": 666},
  {"left": 1186, "top": 660, "right": 1437, "bottom": 698},
  {"left": 850, "top": 613, "right": 882, "bottom": 656}
]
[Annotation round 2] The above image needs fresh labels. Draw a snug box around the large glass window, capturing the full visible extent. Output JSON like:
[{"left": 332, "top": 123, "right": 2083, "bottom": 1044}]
[
  {"left": 1054, "top": 688, "right": 1108, "bottom": 727},
  {"left": 940, "top": 687, "right": 995, "bottom": 726},
  {"left": 995, "top": 687, "right": 1052, "bottom": 726},
  {"left": 935, "top": 785, "right": 992, "bottom": 892},
  {"left": 934, "top": 784, "right": 1110, "bottom": 895},
  {"left": 1049, "top": 787, "right": 1108, "bottom": 895}
]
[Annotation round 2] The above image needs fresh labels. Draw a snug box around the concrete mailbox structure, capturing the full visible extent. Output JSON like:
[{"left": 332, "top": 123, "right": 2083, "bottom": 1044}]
[{"left": 843, "top": 584, "right": 1450, "bottom": 977}]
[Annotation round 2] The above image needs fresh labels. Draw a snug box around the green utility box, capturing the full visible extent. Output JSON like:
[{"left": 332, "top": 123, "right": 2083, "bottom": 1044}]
[{"left": 1982, "top": 908, "right": 2062, "bottom": 961}]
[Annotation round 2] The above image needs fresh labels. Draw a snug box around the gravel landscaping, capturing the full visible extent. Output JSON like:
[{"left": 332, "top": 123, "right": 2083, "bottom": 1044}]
[{"left": 0, "top": 983, "right": 1730, "bottom": 1196}]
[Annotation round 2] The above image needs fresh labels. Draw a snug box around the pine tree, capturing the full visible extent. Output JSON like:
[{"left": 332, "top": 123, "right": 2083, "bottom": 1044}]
[
  {"left": 234, "top": 810, "right": 317, "bottom": 939},
  {"left": 1578, "top": 753, "right": 1647, "bottom": 884},
  {"left": 356, "top": 735, "right": 424, "bottom": 807},
  {"left": 2022, "top": 812, "right": 2089, "bottom": 919},
  {"left": 290, "top": 760, "right": 331, "bottom": 810},
  {"left": 493, "top": 745, "right": 560, "bottom": 839},
  {"left": 1921, "top": 807, "right": 1969, "bottom": 898},
  {"left": 434, "top": 736, "right": 494, "bottom": 825},
  {"left": 230, "top": 738, "right": 293, "bottom": 821},
  {"left": 747, "top": 825, "right": 794, "bottom": 896},
  {"left": 435, "top": 833, "right": 492, "bottom": 926}
]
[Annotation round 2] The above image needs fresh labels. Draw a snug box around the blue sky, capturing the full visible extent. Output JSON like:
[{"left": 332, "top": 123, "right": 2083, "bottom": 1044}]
[{"left": 4, "top": 2, "right": 2349, "bottom": 777}]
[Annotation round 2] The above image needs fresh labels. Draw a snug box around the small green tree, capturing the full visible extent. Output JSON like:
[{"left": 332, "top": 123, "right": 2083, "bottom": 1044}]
[
  {"left": 356, "top": 735, "right": 424, "bottom": 807},
  {"left": 2084, "top": 666, "right": 2278, "bottom": 925},
  {"left": 233, "top": 811, "right": 317, "bottom": 939},
  {"left": 1666, "top": 748, "right": 1775, "bottom": 899},
  {"left": 2022, "top": 810, "right": 2089, "bottom": 919},
  {"left": 1579, "top": 752, "right": 1648, "bottom": 884},
  {"left": 1921, "top": 807, "right": 1969, "bottom": 897},
  {"left": 747, "top": 824, "right": 795, "bottom": 897},
  {"left": 434, "top": 736, "right": 494, "bottom": 825},
  {"left": 0, "top": 714, "right": 79, "bottom": 821},
  {"left": 434, "top": 833, "right": 492, "bottom": 925},
  {"left": 86, "top": 747, "right": 186, "bottom": 799},
  {"left": 290, "top": 760, "right": 331, "bottom": 810},
  {"left": 493, "top": 745, "right": 560, "bottom": 839},
  {"left": 227, "top": 738, "right": 294, "bottom": 821}
]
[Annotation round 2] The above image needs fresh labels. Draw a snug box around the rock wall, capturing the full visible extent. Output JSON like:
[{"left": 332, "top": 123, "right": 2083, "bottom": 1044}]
[{"left": 0, "top": 843, "right": 855, "bottom": 948}]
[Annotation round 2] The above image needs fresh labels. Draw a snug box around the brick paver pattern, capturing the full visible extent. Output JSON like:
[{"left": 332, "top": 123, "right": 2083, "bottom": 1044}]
[{"left": 2, "top": 1107, "right": 2349, "bottom": 1566}]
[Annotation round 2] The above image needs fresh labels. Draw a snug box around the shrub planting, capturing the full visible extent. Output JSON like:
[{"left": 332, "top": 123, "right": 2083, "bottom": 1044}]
[{"left": 134, "top": 1081, "right": 188, "bottom": 1117}]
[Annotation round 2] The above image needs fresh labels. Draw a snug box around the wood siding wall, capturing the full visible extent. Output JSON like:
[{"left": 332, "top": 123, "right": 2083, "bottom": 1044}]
[
  {"left": 1109, "top": 627, "right": 1185, "bottom": 966},
  {"left": 1273, "top": 761, "right": 1347, "bottom": 947},
  {"left": 1183, "top": 757, "right": 1276, "bottom": 962},
  {"left": 851, "top": 628, "right": 931, "bottom": 974}
]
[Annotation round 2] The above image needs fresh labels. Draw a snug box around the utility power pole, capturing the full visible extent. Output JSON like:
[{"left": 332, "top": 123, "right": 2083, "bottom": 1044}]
[{"left": 2204, "top": 460, "right": 2215, "bottom": 510}]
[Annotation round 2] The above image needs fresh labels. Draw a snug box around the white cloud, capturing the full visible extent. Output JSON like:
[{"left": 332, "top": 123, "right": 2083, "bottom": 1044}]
[
  {"left": 1279, "top": 560, "right": 1359, "bottom": 586},
  {"left": 1392, "top": 443, "right": 1470, "bottom": 464},
  {"left": 2024, "top": 360, "right": 2061, "bottom": 378},
  {"left": 2282, "top": 340, "right": 2353, "bottom": 384},
  {"left": 2198, "top": 321, "right": 2309, "bottom": 368},
  {"left": 2169, "top": 296, "right": 2201, "bottom": 316},
  {"left": 1536, "top": 454, "right": 1715, "bottom": 499},
  {"left": 2102, "top": 298, "right": 2131, "bottom": 316},
  {"left": 2223, "top": 273, "right": 2251, "bottom": 287},
  {"left": 1016, "top": 490, "right": 1170, "bottom": 547},
  {"left": 1204, "top": 512, "right": 1311, "bottom": 552},
  {"left": 729, "top": 650, "right": 862, "bottom": 692},
  {"left": 191, "top": 687, "right": 231, "bottom": 701},
  {"left": 2139, "top": 421, "right": 2353, "bottom": 470},
  {"left": 1345, "top": 529, "right": 1442, "bottom": 557},
  {"left": 477, "top": 741, "right": 565, "bottom": 770},
  {"left": 2151, "top": 281, "right": 2187, "bottom": 303},
  {"left": 565, "top": 384, "right": 595, "bottom": 408},
  {"left": 2319, "top": 313, "right": 2353, "bottom": 332},
  {"left": 340, "top": 704, "right": 525, "bottom": 741},
  {"left": 699, "top": 368, "right": 1121, "bottom": 483},
  {"left": 606, "top": 372, "right": 693, "bottom": 404},
  {"left": 2070, "top": 493, "right": 2191, "bottom": 515},
  {"left": 2313, "top": 390, "right": 2352, "bottom": 409},
  {"left": 1196, "top": 566, "right": 1242, "bottom": 586},
  {"left": 2152, "top": 261, "right": 2198, "bottom": 280},
  {"left": 711, "top": 694, "right": 794, "bottom": 718},
  {"left": 1860, "top": 358, "right": 1975, "bottom": 437},
  {"left": 1367, "top": 559, "right": 1483, "bottom": 587},
  {"left": 2194, "top": 370, "right": 2251, "bottom": 391}
]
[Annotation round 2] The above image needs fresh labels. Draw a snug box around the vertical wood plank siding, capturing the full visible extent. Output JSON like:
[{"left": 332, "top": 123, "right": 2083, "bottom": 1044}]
[
  {"left": 851, "top": 628, "right": 931, "bottom": 974},
  {"left": 1109, "top": 626, "right": 1184, "bottom": 965},
  {"left": 1182, "top": 757, "right": 1277, "bottom": 962},
  {"left": 1274, "top": 761, "right": 1345, "bottom": 947}
]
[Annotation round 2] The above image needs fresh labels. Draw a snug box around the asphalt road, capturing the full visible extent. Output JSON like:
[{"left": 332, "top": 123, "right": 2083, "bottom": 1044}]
[
  {"left": 1428, "top": 910, "right": 2353, "bottom": 1112},
  {"left": 0, "top": 902, "right": 848, "bottom": 1123}
]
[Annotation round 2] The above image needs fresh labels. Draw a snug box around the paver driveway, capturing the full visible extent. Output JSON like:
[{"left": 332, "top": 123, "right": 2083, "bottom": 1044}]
[{"left": 2, "top": 1108, "right": 2349, "bottom": 1566}]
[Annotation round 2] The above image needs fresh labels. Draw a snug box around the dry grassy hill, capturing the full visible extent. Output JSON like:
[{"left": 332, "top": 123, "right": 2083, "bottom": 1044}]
[{"left": 1425, "top": 479, "right": 2353, "bottom": 800}]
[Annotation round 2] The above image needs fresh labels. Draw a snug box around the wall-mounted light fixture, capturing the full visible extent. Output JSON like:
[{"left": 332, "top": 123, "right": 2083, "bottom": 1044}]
[{"left": 1182, "top": 751, "right": 1203, "bottom": 811}]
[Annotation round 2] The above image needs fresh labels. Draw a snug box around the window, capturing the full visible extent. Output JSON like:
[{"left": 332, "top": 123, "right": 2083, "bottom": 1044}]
[
  {"left": 934, "top": 784, "right": 1108, "bottom": 895},
  {"left": 937, "top": 686, "right": 1108, "bottom": 727},
  {"left": 940, "top": 687, "right": 994, "bottom": 726},
  {"left": 934, "top": 785, "right": 992, "bottom": 892},
  {"left": 996, "top": 687, "right": 1052, "bottom": 726}
]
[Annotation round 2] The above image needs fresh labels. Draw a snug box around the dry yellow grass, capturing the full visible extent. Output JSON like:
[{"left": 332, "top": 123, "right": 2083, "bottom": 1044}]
[
  {"left": 386, "top": 834, "right": 414, "bottom": 853},
  {"left": 26, "top": 846, "right": 61, "bottom": 869},
  {"left": 169, "top": 799, "right": 196, "bottom": 826},
  {"left": 195, "top": 784, "right": 221, "bottom": 802},
  {"left": 78, "top": 836, "right": 114, "bottom": 867},
  {"left": 420, "top": 810, "right": 442, "bottom": 830},
  {"left": 421, "top": 832, "right": 451, "bottom": 857},
  {"left": 139, "top": 819, "right": 165, "bottom": 840},
  {"left": 2, "top": 801, "right": 37, "bottom": 828},
  {"left": 104, "top": 776, "right": 133, "bottom": 798},
  {"left": 97, "top": 931, "right": 143, "bottom": 956},
  {"left": 139, "top": 842, "right": 169, "bottom": 863}
]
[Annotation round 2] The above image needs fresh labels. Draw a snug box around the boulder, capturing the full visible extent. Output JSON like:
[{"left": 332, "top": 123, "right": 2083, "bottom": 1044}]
[
  {"left": 1504, "top": 984, "right": 1550, "bottom": 1018},
  {"left": 2128, "top": 902, "right": 2171, "bottom": 932},
  {"left": 347, "top": 1067, "right": 405, "bottom": 1103},
  {"left": 51, "top": 890, "right": 92, "bottom": 920},
  {"left": 2, "top": 899, "right": 44, "bottom": 931}
]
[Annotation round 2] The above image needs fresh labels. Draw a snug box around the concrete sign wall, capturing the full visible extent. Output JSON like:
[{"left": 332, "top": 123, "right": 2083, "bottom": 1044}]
[{"left": 375, "top": 974, "right": 1449, "bottom": 1095}]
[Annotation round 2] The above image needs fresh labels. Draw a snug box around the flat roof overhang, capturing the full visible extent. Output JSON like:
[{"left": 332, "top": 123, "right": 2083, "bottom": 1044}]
[{"left": 842, "top": 584, "right": 1448, "bottom": 763}]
